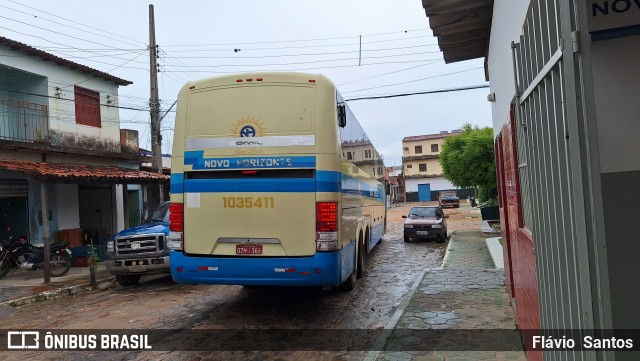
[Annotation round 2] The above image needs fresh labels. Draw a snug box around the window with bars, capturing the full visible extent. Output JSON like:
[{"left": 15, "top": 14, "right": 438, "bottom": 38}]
[
  {"left": 74, "top": 86, "right": 101, "bottom": 128},
  {"left": 415, "top": 145, "right": 422, "bottom": 154},
  {"left": 431, "top": 144, "right": 438, "bottom": 152},
  {"left": 419, "top": 163, "right": 427, "bottom": 172}
]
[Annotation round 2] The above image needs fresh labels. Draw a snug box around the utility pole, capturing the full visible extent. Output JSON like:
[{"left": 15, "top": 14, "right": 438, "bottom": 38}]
[{"left": 149, "top": 4, "right": 164, "bottom": 203}]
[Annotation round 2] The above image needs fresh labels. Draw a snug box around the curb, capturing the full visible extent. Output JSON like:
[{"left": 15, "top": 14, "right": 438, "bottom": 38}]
[
  {"left": 363, "top": 268, "right": 430, "bottom": 361},
  {"left": 440, "top": 231, "right": 456, "bottom": 268},
  {"left": 485, "top": 237, "right": 504, "bottom": 269},
  {"left": 0, "top": 276, "right": 117, "bottom": 307}
]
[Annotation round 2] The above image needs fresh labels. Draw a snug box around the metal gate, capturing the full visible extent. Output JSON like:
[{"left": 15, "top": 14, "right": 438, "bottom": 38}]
[{"left": 511, "top": 1, "right": 598, "bottom": 360}]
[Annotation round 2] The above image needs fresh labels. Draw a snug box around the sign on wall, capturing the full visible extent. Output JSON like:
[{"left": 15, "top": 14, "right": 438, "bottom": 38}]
[{"left": 588, "top": 0, "right": 640, "bottom": 40}]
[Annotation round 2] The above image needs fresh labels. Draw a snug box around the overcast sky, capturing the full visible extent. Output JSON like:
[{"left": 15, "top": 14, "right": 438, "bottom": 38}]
[{"left": 0, "top": 0, "right": 491, "bottom": 166}]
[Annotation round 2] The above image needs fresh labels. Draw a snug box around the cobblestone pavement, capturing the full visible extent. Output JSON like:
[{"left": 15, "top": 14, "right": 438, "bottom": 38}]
[
  {"left": 0, "top": 204, "right": 445, "bottom": 361},
  {"left": 375, "top": 230, "right": 527, "bottom": 361},
  {"left": 0, "top": 205, "right": 525, "bottom": 361},
  {"left": 0, "top": 285, "right": 32, "bottom": 304}
]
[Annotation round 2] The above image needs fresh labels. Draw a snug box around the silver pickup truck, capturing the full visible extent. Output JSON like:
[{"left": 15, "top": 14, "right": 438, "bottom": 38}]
[{"left": 104, "top": 202, "right": 170, "bottom": 286}]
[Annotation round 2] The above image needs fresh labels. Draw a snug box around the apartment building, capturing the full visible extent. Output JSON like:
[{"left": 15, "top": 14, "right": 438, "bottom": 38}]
[{"left": 402, "top": 130, "right": 465, "bottom": 201}]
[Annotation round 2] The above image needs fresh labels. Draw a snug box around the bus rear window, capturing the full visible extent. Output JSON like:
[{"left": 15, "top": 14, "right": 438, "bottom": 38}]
[{"left": 187, "top": 85, "right": 314, "bottom": 136}]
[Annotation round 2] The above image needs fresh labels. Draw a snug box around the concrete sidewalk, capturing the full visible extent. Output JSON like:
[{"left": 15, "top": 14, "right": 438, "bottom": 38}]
[
  {"left": 370, "top": 230, "right": 527, "bottom": 361},
  {"left": 0, "top": 264, "right": 115, "bottom": 307}
]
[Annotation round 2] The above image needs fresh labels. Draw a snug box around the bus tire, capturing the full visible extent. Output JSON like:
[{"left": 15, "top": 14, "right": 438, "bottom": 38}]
[
  {"left": 337, "top": 269, "right": 356, "bottom": 292},
  {"left": 356, "top": 242, "right": 366, "bottom": 278}
]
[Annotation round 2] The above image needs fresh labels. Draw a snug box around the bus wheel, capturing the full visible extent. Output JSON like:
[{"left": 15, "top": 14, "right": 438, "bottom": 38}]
[
  {"left": 356, "top": 243, "right": 366, "bottom": 278},
  {"left": 337, "top": 269, "right": 356, "bottom": 292}
]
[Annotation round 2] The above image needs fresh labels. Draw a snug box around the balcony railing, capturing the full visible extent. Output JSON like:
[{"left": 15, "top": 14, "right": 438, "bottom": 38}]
[{"left": 0, "top": 96, "right": 49, "bottom": 143}]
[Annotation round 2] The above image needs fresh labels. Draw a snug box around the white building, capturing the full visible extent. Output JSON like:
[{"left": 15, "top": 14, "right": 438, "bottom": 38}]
[
  {"left": 422, "top": 1, "right": 640, "bottom": 360},
  {"left": 0, "top": 36, "right": 166, "bottom": 251},
  {"left": 402, "top": 130, "right": 471, "bottom": 202}
]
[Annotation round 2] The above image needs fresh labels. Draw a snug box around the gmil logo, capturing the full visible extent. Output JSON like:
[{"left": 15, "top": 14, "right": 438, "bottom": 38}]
[{"left": 7, "top": 331, "right": 40, "bottom": 349}]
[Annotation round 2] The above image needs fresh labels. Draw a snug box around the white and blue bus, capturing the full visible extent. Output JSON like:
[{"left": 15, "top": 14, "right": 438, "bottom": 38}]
[{"left": 168, "top": 72, "right": 385, "bottom": 290}]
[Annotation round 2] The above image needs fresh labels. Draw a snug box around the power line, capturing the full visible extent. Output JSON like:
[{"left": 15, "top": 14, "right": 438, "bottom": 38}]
[
  {"left": 0, "top": 87, "right": 149, "bottom": 111},
  {"left": 156, "top": 51, "right": 444, "bottom": 68},
  {"left": 344, "top": 84, "right": 490, "bottom": 101},
  {"left": 160, "top": 58, "right": 447, "bottom": 73},
  {"left": 0, "top": 51, "right": 147, "bottom": 59},
  {"left": 158, "top": 44, "right": 440, "bottom": 60},
  {"left": 0, "top": 2, "right": 144, "bottom": 48},
  {"left": 341, "top": 67, "right": 485, "bottom": 94},
  {"left": 157, "top": 81, "right": 489, "bottom": 113},
  {"left": 160, "top": 28, "right": 431, "bottom": 47},
  {"left": 0, "top": 26, "right": 150, "bottom": 71},
  {"left": 336, "top": 61, "right": 441, "bottom": 86},
  {"left": 156, "top": 35, "right": 436, "bottom": 53},
  {"left": 4, "top": 0, "right": 145, "bottom": 47},
  {"left": 0, "top": 14, "right": 142, "bottom": 53}
]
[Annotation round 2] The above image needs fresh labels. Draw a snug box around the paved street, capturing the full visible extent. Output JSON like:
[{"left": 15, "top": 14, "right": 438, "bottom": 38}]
[
  {"left": 0, "top": 203, "right": 448, "bottom": 361},
  {"left": 0, "top": 203, "right": 525, "bottom": 361},
  {"left": 376, "top": 229, "right": 526, "bottom": 361}
]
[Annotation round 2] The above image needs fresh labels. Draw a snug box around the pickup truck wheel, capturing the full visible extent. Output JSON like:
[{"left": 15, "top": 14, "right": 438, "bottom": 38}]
[{"left": 116, "top": 275, "right": 141, "bottom": 286}]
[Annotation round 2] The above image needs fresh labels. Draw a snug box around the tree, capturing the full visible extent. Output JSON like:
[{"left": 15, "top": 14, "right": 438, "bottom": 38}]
[{"left": 440, "top": 124, "right": 497, "bottom": 202}]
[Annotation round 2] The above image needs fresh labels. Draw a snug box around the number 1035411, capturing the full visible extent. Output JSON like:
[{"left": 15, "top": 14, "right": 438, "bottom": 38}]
[{"left": 222, "top": 196, "right": 275, "bottom": 208}]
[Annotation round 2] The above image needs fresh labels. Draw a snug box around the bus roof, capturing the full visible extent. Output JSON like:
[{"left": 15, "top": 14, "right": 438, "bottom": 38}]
[{"left": 183, "top": 72, "right": 334, "bottom": 90}]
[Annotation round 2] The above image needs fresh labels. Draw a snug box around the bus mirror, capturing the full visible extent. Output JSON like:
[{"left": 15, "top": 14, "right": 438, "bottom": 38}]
[{"left": 337, "top": 104, "right": 347, "bottom": 128}]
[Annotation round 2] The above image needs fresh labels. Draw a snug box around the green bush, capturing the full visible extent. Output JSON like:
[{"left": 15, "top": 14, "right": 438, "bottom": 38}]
[{"left": 484, "top": 198, "right": 499, "bottom": 207}]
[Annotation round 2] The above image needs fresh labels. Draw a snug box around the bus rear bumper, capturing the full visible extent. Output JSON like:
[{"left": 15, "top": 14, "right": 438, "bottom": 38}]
[{"left": 169, "top": 248, "right": 351, "bottom": 287}]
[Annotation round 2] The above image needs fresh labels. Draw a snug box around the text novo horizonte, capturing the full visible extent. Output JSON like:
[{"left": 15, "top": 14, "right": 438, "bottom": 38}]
[{"left": 203, "top": 157, "right": 293, "bottom": 169}]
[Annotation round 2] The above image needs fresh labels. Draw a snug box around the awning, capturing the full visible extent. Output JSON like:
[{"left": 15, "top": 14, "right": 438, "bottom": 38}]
[
  {"left": 422, "top": 0, "right": 494, "bottom": 64},
  {"left": 0, "top": 160, "right": 169, "bottom": 184}
]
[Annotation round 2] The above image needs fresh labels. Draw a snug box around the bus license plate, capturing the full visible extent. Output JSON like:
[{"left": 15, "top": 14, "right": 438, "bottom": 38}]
[
  {"left": 236, "top": 244, "right": 263, "bottom": 255},
  {"left": 416, "top": 231, "right": 429, "bottom": 235}
]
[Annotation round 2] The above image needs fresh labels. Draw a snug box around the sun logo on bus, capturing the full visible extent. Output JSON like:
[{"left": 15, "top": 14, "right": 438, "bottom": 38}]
[{"left": 231, "top": 117, "right": 265, "bottom": 138}]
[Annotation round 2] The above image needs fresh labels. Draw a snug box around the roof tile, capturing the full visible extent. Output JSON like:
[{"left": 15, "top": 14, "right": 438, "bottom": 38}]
[{"left": 0, "top": 160, "right": 168, "bottom": 184}]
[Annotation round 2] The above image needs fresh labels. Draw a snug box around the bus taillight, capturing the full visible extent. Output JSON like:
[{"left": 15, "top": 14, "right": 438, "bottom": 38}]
[
  {"left": 316, "top": 202, "right": 338, "bottom": 251},
  {"left": 168, "top": 203, "right": 184, "bottom": 250}
]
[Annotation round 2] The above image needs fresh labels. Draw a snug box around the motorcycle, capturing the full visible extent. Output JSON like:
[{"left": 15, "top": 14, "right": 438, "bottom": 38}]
[
  {"left": 0, "top": 236, "right": 72, "bottom": 279},
  {"left": 469, "top": 196, "right": 478, "bottom": 207}
]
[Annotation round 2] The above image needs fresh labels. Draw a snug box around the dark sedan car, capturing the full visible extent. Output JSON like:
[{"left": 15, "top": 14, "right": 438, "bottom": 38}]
[{"left": 402, "top": 206, "right": 448, "bottom": 243}]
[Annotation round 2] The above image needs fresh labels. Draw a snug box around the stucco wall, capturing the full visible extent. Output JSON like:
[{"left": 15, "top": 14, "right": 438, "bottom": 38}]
[
  {"left": 405, "top": 176, "right": 455, "bottom": 193},
  {"left": 591, "top": 34, "right": 640, "bottom": 332},
  {"left": 487, "top": 0, "right": 532, "bottom": 138},
  {"left": 0, "top": 45, "right": 123, "bottom": 152},
  {"left": 402, "top": 137, "right": 447, "bottom": 157},
  {"left": 591, "top": 35, "right": 640, "bottom": 174},
  {"left": 404, "top": 158, "right": 443, "bottom": 177},
  {"left": 56, "top": 184, "right": 80, "bottom": 230}
]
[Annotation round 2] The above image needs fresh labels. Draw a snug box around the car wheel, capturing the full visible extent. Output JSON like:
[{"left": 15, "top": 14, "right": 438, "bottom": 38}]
[
  {"left": 437, "top": 235, "right": 446, "bottom": 243},
  {"left": 404, "top": 235, "right": 410, "bottom": 243}
]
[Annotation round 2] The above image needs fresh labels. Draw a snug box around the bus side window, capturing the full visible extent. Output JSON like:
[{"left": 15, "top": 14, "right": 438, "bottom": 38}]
[{"left": 337, "top": 104, "right": 347, "bottom": 128}]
